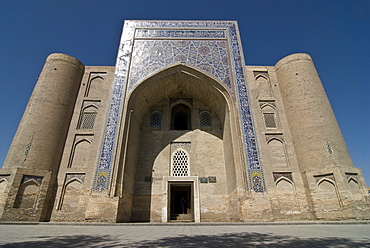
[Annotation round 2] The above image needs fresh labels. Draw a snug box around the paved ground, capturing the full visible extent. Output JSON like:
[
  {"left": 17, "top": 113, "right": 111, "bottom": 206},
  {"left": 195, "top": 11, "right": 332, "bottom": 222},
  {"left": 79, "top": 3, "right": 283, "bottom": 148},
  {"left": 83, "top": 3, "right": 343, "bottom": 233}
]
[{"left": 0, "top": 222, "right": 370, "bottom": 247}]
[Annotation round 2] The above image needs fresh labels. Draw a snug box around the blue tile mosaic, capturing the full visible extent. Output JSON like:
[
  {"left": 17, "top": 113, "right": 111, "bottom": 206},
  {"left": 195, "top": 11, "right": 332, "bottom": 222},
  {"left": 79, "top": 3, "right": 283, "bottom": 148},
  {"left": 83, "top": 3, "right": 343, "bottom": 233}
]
[
  {"left": 135, "top": 29, "right": 226, "bottom": 39},
  {"left": 128, "top": 40, "right": 232, "bottom": 93},
  {"left": 92, "top": 20, "right": 265, "bottom": 193}
]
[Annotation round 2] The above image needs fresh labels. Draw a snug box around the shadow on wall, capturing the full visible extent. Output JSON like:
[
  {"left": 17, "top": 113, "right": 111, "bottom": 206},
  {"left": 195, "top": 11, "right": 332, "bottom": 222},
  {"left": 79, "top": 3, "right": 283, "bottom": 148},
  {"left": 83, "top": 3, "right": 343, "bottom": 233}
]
[{"left": 1, "top": 232, "right": 368, "bottom": 247}]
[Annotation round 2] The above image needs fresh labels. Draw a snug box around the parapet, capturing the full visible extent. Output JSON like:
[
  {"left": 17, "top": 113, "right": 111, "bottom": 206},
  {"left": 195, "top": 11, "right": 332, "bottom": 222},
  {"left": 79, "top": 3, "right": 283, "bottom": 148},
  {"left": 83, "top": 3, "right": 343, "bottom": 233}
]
[
  {"left": 46, "top": 53, "right": 85, "bottom": 71},
  {"left": 275, "top": 53, "right": 312, "bottom": 70}
]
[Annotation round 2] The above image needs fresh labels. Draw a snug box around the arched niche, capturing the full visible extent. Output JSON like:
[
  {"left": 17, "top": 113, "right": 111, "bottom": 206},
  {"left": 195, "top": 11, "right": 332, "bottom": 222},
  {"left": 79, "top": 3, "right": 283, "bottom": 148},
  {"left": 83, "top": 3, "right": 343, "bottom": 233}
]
[
  {"left": 85, "top": 76, "right": 104, "bottom": 98},
  {"left": 114, "top": 63, "right": 242, "bottom": 222},
  {"left": 60, "top": 179, "right": 83, "bottom": 211},
  {"left": 68, "top": 139, "right": 92, "bottom": 168},
  {"left": 273, "top": 177, "right": 299, "bottom": 212},
  {"left": 317, "top": 178, "right": 341, "bottom": 210},
  {"left": 255, "top": 75, "right": 272, "bottom": 98},
  {"left": 267, "top": 138, "right": 289, "bottom": 168},
  {"left": 347, "top": 177, "right": 364, "bottom": 203},
  {"left": 14, "top": 180, "right": 40, "bottom": 209}
]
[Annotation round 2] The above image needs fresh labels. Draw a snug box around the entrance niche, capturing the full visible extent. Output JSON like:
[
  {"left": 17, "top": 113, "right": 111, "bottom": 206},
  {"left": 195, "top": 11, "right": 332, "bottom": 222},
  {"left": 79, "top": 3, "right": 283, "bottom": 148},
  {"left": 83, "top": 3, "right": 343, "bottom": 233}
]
[
  {"left": 170, "top": 183, "right": 193, "bottom": 221},
  {"left": 118, "top": 64, "right": 238, "bottom": 223},
  {"left": 171, "top": 104, "right": 191, "bottom": 130}
]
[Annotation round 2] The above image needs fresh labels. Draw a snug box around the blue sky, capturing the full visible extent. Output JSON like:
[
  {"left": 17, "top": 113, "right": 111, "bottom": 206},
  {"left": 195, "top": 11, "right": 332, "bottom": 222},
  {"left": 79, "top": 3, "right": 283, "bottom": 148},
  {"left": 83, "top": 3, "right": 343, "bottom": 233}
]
[{"left": 0, "top": 0, "right": 369, "bottom": 185}]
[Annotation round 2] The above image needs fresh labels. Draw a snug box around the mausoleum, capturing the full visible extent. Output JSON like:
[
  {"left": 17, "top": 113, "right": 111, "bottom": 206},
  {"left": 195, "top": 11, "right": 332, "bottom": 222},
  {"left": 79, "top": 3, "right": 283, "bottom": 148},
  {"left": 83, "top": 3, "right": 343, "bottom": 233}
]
[{"left": 0, "top": 20, "right": 369, "bottom": 222}]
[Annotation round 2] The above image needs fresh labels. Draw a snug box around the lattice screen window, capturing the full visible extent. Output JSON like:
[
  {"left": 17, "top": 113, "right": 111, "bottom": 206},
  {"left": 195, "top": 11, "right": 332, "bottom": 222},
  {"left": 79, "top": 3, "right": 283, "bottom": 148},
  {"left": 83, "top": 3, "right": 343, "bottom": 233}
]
[
  {"left": 150, "top": 111, "right": 162, "bottom": 127},
  {"left": 263, "top": 113, "right": 277, "bottom": 128},
  {"left": 172, "top": 149, "right": 189, "bottom": 176},
  {"left": 200, "top": 111, "right": 212, "bottom": 127},
  {"left": 78, "top": 106, "right": 98, "bottom": 129}
]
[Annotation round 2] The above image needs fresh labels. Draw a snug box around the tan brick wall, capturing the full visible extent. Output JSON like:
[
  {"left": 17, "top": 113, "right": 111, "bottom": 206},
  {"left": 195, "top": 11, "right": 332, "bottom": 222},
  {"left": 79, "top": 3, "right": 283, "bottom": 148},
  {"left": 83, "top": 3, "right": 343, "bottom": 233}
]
[{"left": 51, "top": 66, "right": 115, "bottom": 222}]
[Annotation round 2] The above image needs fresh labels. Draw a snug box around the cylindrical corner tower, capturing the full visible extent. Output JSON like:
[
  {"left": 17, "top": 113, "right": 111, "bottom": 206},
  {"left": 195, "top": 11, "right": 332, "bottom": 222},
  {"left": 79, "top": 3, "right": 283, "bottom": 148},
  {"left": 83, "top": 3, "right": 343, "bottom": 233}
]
[
  {"left": 275, "top": 53, "right": 370, "bottom": 219},
  {"left": 3, "top": 53, "right": 84, "bottom": 172},
  {"left": 0, "top": 53, "right": 84, "bottom": 221},
  {"left": 275, "top": 53, "right": 353, "bottom": 172}
]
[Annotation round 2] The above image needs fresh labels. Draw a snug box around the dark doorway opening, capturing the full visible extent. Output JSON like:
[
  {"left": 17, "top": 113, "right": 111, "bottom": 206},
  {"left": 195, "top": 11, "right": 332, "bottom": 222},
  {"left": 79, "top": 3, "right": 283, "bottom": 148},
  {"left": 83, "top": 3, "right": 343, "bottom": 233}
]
[
  {"left": 170, "top": 184, "right": 193, "bottom": 221},
  {"left": 171, "top": 104, "right": 191, "bottom": 130}
]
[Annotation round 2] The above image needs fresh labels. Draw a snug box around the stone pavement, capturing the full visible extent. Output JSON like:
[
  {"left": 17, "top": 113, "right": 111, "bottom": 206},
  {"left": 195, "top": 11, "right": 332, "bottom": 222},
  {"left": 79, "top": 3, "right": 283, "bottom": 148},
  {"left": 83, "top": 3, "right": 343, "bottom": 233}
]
[{"left": 0, "top": 222, "right": 370, "bottom": 247}]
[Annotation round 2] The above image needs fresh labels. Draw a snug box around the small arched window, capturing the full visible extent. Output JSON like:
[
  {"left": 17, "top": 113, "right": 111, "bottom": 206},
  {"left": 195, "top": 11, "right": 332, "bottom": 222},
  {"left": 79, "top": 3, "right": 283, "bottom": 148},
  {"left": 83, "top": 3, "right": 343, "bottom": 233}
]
[
  {"left": 261, "top": 104, "right": 277, "bottom": 129},
  {"left": 200, "top": 111, "right": 212, "bottom": 127},
  {"left": 150, "top": 111, "right": 162, "bottom": 127},
  {"left": 78, "top": 105, "right": 98, "bottom": 129},
  {"left": 171, "top": 104, "right": 191, "bottom": 130}
]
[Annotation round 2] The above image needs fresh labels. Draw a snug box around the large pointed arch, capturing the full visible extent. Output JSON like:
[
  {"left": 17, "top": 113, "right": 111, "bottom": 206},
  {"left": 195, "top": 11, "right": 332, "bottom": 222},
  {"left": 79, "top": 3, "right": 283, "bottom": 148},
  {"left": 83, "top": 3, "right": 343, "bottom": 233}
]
[
  {"left": 112, "top": 63, "right": 244, "bottom": 222},
  {"left": 126, "top": 62, "right": 235, "bottom": 117}
]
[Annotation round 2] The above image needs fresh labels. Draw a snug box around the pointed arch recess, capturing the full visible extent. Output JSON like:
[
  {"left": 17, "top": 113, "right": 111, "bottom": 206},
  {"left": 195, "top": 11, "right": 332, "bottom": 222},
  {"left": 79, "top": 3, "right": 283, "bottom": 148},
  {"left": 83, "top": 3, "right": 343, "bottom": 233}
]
[
  {"left": 93, "top": 63, "right": 240, "bottom": 194},
  {"left": 275, "top": 176, "right": 294, "bottom": 186},
  {"left": 267, "top": 138, "right": 290, "bottom": 168},
  {"left": 261, "top": 103, "right": 276, "bottom": 110},
  {"left": 347, "top": 176, "right": 359, "bottom": 184},
  {"left": 85, "top": 75, "right": 104, "bottom": 98},
  {"left": 274, "top": 176, "right": 300, "bottom": 211},
  {"left": 255, "top": 74, "right": 272, "bottom": 98},
  {"left": 255, "top": 74, "right": 269, "bottom": 80},
  {"left": 14, "top": 180, "right": 40, "bottom": 209},
  {"left": 93, "top": 62, "right": 263, "bottom": 195},
  {"left": 267, "top": 137, "right": 284, "bottom": 145},
  {"left": 59, "top": 179, "right": 83, "bottom": 211},
  {"left": 317, "top": 178, "right": 342, "bottom": 210},
  {"left": 68, "top": 138, "right": 92, "bottom": 168}
]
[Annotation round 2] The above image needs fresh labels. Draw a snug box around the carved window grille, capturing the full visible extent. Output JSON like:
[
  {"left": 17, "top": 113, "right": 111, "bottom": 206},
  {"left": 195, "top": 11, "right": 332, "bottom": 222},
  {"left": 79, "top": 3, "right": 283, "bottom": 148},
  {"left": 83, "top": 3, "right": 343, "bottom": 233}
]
[
  {"left": 172, "top": 149, "right": 189, "bottom": 176},
  {"left": 263, "top": 113, "right": 276, "bottom": 128},
  {"left": 78, "top": 106, "right": 98, "bottom": 129},
  {"left": 150, "top": 111, "right": 162, "bottom": 127},
  {"left": 200, "top": 111, "right": 212, "bottom": 127}
]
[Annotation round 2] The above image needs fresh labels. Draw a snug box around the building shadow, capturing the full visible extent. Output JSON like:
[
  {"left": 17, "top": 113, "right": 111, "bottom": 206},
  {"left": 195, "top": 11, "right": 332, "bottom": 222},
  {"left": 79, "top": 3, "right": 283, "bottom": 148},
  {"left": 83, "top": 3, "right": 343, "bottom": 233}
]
[{"left": 1, "top": 231, "right": 369, "bottom": 247}]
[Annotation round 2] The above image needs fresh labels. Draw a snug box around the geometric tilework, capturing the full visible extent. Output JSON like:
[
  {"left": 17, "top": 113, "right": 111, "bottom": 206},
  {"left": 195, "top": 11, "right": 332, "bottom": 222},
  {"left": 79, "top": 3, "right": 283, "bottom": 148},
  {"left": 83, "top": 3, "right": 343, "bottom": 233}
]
[
  {"left": 92, "top": 20, "right": 265, "bottom": 193},
  {"left": 128, "top": 40, "right": 232, "bottom": 93},
  {"left": 135, "top": 29, "right": 227, "bottom": 39}
]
